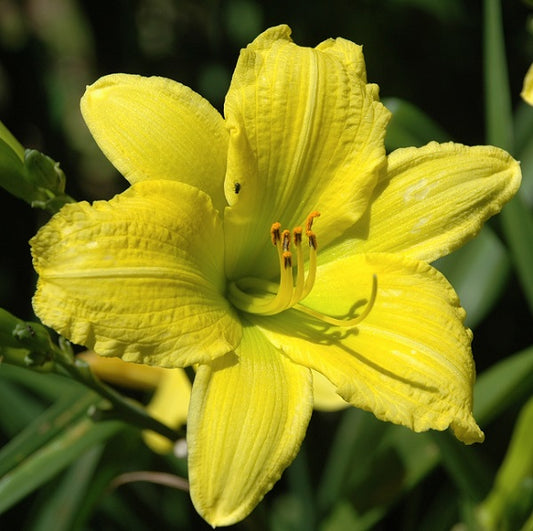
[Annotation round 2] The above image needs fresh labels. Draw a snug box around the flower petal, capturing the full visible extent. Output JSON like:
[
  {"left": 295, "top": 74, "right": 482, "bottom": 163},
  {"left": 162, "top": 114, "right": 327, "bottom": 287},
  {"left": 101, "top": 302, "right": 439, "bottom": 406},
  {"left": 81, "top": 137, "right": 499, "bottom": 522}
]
[
  {"left": 81, "top": 74, "right": 228, "bottom": 212},
  {"left": 143, "top": 368, "right": 191, "bottom": 454},
  {"left": 521, "top": 63, "right": 533, "bottom": 105},
  {"left": 77, "top": 351, "right": 163, "bottom": 389},
  {"left": 323, "top": 142, "right": 521, "bottom": 264},
  {"left": 255, "top": 252, "right": 484, "bottom": 444},
  {"left": 187, "top": 324, "right": 313, "bottom": 526},
  {"left": 31, "top": 180, "right": 241, "bottom": 367},
  {"left": 312, "top": 369, "right": 350, "bottom": 412},
  {"left": 223, "top": 25, "right": 390, "bottom": 280}
]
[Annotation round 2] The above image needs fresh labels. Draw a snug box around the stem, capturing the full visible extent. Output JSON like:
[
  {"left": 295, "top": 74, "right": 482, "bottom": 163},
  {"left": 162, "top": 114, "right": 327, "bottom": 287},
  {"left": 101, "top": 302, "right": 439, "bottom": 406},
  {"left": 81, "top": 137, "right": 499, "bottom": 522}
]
[
  {"left": 2, "top": 309, "right": 184, "bottom": 441},
  {"left": 53, "top": 341, "right": 184, "bottom": 441}
]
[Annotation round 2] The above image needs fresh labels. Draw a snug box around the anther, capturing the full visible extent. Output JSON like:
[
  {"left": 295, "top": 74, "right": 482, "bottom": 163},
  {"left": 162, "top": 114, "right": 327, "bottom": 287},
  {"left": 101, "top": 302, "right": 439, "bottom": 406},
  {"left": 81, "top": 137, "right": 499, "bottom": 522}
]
[
  {"left": 270, "top": 222, "right": 282, "bottom": 246},
  {"left": 293, "top": 227, "right": 303, "bottom": 246},
  {"left": 305, "top": 211, "right": 321, "bottom": 233},
  {"left": 283, "top": 251, "right": 292, "bottom": 269},
  {"left": 282, "top": 230, "right": 291, "bottom": 253},
  {"left": 307, "top": 232, "right": 317, "bottom": 250}
]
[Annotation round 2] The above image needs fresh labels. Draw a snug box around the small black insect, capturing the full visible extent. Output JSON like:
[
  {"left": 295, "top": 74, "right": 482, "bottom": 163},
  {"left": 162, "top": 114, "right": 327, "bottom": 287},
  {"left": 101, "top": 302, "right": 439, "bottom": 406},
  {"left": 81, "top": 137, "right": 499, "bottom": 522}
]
[{"left": 234, "top": 182, "right": 241, "bottom": 194}]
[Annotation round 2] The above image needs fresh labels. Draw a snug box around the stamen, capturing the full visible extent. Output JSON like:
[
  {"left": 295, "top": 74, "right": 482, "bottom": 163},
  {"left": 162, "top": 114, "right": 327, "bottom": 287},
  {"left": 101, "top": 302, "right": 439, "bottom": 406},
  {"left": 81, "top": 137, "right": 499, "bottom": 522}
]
[
  {"left": 305, "top": 211, "right": 321, "bottom": 233},
  {"left": 300, "top": 228, "right": 317, "bottom": 299},
  {"left": 281, "top": 230, "right": 291, "bottom": 253},
  {"left": 228, "top": 222, "right": 294, "bottom": 315},
  {"left": 283, "top": 251, "right": 292, "bottom": 268},
  {"left": 293, "top": 227, "right": 303, "bottom": 246},
  {"left": 295, "top": 275, "right": 378, "bottom": 327},
  {"left": 307, "top": 231, "right": 317, "bottom": 250},
  {"left": 228, "top": 212, "right": 377, "bottom": 327},
  {"left": 291, "top": 227, "right": 305, "bottom": 305},
  {"left": 271, "top": 222, "right": 282, "bottom": 246}
]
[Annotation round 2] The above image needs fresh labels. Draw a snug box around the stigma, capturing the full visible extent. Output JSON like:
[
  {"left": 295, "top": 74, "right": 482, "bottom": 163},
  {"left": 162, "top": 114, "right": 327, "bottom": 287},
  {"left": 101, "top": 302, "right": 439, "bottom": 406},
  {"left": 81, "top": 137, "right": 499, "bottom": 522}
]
[{"left": 228, "top": 213, "right": 377, "bottom": 328}]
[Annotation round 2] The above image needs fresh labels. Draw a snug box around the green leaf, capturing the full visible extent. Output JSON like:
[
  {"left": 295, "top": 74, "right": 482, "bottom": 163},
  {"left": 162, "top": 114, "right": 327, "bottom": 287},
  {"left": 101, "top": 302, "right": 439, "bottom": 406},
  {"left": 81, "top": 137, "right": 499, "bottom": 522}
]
[
  {"left": 430, "top": 431, "right": 493, "bottom": 503},
  {"left": 0, "top": 389, "right": 99, "bottom": 477},
  {"left": 514, "top": 102, "right": 533, "bottom": 209},
  {"left": 0, "top": 119, "right": 24, "bottom": 160},
  {"left": 434, "top": 226, "right": 510, "bottom": 328},
  {"left": 0, "top": 379, "right": 45, "bottom": 437},
  {"left": 476, "top": 397, "right": 533, "bottom": 531},
  {"left": 474, "top": 345, "right": 533, "bottom": 426},
  {"left": 483, "top": 0, "right": 513, "bottom": 152},
  {"left": 0, "top": 362, "right": 80, "bottom": 401},
  {"left": 317, "top": 409, "right": 390, "bottom": 513},
  {"left": 320, "top": 501, "right": 364, "bottom": 531},
  {"left": 284, "top": 446, "right": 315, "bottom": 531},
  {"left": 0, "top": 137, "right": 34, "bottom": 203},
  {"left": 383, "top": 97, "right": 451, "bottom": 151},
  {"left": 483, "top": 0, "right": 533, "bottom": 316},
  {"left": 0, "top": 413, "right": 123, "bottom": 514},
  {"left": 499, "top": 194, "right": 533, "bottom": 317},
  {"left": 27, "top": 445, "right": 104, "bottom": 531}
]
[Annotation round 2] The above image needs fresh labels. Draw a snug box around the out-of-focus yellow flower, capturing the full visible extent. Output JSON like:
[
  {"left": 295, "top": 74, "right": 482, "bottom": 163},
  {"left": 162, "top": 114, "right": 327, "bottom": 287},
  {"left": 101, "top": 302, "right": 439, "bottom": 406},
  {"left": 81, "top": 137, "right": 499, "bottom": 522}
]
[
  {"left": 31, "top": 25, "right": 520, "bottom": 526},
  {"left": 521, "top": 63, "right": 533, "bottom": 105}
]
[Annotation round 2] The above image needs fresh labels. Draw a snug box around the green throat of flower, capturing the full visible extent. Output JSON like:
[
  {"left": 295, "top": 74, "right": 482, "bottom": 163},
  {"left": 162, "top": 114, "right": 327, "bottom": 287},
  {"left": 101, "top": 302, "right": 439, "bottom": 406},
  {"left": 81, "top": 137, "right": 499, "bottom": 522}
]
[{"left": 228, "top": 212, "right": 377, "bottom": 327}]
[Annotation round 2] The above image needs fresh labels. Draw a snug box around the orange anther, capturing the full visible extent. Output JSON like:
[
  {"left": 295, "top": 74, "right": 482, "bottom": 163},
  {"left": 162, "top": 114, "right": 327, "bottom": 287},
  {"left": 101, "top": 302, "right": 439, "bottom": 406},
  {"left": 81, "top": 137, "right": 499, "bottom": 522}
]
[
  {"left": 293, "top": 227, "right": 303, "bottom": 245},
  {"left": 305, "top": 211, "right": 321, "bottom": 233},
  {"left": 282, "top": 251, "right": 292, "bottom": 269},
  {"left": 282, "top": 230, "right": 291, "bottom": 253},
  {"left": 307, "top": 231, "right": 317, "bottom": 250},
  {"left": 270, "top": 222, "right": 282, "bottom": 245}
]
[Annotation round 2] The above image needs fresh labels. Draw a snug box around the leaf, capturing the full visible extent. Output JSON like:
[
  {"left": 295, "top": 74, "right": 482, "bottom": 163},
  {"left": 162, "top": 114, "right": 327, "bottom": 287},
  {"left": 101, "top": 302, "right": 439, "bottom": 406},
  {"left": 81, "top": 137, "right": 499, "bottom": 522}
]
[
  {"left": 483, "top": 0, "right": 533, "bottom": 316},
  {"left": 513, "top": 102, "right": 533, "bottom": 209},
  {"left": 27, "top": 445, "right": 104, "bottom": 531},
  {"left": 430, "top": 431, "right": 493, "bottom": 502},
  {"left": 0, "top": 379, "right": 45, "bottom": 438},
  {"left": 474, "top": 345, "right": 533, "bottom": 426},
  {"left": 0, "top": 402, "right": 123, "bottom": 514},
  {"left": 0, "top": 362, "right": 80, "bottom": 401},
  {"left": 476, "top": 396, "right": 533, "bottom": 531},
  {"left": 317, "top": 409, "right": 390, "bottom": 513},
  {"left": 0, "top": 389, "right": 99, "bottom": 477},
  {"left": 383, "top": 97, "right": 451, "bottom": 151}
]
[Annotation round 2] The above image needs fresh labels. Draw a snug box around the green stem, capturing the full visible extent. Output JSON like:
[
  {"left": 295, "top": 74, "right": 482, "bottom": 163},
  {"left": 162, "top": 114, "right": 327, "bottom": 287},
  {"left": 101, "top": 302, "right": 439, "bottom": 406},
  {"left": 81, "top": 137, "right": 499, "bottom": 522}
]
[
  {"left": 1, "top": 308, "right": 183, "bottom": 441},
  {"left": 58, "top": 354, "right": 183, "bottom": 441}
]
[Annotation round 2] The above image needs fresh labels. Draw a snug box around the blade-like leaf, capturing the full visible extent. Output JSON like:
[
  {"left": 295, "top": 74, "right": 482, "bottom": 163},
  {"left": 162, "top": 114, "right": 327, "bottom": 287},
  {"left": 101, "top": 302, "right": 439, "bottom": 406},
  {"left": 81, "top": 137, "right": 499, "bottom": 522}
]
[
  {"left": 28, "top": 445, "right": 104, "bottom": 531},
  {"left": 434, "top": 226, "right": 510, "bottom": 328},
  {"left": 383, "top": 97, "right": 451, "bottom": 151},
  {"left": 0, "top": 412, "right": 123, "bottom": 513},
  {"left": 0, "top": 389, "right": 99, "bottom": 477},
  {"left": 474, "top": 346, "right": 533, "bottom": 425}
]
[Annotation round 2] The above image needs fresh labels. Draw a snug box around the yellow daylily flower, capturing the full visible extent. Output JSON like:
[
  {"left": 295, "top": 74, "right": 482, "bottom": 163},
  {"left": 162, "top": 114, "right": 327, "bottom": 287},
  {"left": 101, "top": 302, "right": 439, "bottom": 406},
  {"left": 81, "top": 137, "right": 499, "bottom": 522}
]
[
  {"left": 78, "top": 351, "right": 190, "bottom": 454},
  {"left": 521, "top": 63, "right": 533, "bottom": 105},
  {"left": 30, "top": 25, "right": 521, "bottom": 526}
]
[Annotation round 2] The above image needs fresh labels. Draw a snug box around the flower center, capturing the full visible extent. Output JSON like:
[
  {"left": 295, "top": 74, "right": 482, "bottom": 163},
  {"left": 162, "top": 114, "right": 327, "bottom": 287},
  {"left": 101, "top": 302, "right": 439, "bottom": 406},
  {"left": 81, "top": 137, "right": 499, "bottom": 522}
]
[{"left": 227, "top": 212, "right": 377, "bottom": 327}]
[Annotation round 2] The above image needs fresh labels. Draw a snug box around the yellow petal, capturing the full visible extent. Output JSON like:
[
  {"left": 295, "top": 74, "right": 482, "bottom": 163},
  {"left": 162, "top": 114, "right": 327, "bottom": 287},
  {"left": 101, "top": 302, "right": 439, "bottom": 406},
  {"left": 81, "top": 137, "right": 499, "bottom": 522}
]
[
  {"left": 255, "top": 252, "right": 484, "bottom": 444},
  {"left": 81, "top": 74, "right": 228, "bottom": 212},
  {"left": 521, "top": 63, "right": 533, "bottom": 105},
  {"left": 187, "top": 324, "right": 313, "bottom": 526},
  {"left": 77, "top": 351, "right": 163, "bottom": 389},
  {"left": 223, "top": 25, "right": 390, "bottom": 280},
  {"left": 312, "top": 369, "right": 349, "bottom": 412},
  {"left": 143, "top": 368, "right": 191, "bottom": 454},
  {"left": 322, "top": 142, "right": 520, "bottom": 265},
  {"left": 31, "top": 180, "right": 241, "bottom": 367}
]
